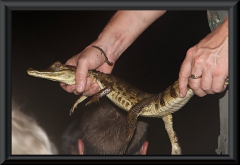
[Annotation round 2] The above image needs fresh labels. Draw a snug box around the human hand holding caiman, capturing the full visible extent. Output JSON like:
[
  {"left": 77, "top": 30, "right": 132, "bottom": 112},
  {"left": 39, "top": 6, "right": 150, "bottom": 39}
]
[{"left": 27, "top": 61, "right": 195, "bottom": 155}]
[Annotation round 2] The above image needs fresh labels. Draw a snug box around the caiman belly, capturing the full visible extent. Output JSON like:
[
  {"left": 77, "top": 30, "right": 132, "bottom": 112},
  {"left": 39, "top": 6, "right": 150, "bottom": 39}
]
[{"left": 96, "top": 73, "right": 194, "bottom": 118}]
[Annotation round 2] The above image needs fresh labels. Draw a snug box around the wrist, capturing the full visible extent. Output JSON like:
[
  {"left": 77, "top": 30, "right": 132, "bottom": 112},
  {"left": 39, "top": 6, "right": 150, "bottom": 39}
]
[
  {"left": 92, "top": 30, "right": 135, "bottom": 63},
  {"left": 217, "top": 16, "right": 228, "bottom": 38}
]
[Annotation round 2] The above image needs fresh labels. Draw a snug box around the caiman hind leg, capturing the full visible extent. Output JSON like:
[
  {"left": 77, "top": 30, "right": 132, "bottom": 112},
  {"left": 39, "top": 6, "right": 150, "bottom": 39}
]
[
  {"left": 118, "top": 107, "right": 140, "bottom": 155},
  {"left": 118, "top": 96, "right": 155, "bottom": 155},
  {"left": 162, "top": 114, "right": 182, "bottom": 155},
  {"left": 69, "top": 94, "right": 88, "bottom": 115},
  {"left": 85, "top": 87, "right": 112, "bottom": 106}
]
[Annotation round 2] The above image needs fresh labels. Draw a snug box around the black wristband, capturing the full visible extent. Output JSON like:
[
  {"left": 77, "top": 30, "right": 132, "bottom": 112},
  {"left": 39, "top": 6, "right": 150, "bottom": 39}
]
[{"left": 92, "top": 45, "right": 113, "bottom": 66}]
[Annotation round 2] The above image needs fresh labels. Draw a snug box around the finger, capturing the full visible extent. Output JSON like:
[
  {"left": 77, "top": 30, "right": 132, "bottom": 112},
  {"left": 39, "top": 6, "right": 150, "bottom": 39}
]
[
  {"left": 179, "top": 54, "right": 192, "bottom": 97},
  {"left": 60, "top": 83, "right": 75, "bottom": 93},
  {"left": 223, "top": 84, "right": 228, "bottom": 91},
  {"left": 73, "top": 90, "right": 81, "bottom": 95},
  {"left": 200, "top": 70, "right": 214, "bottom": 94},
  {"left": 189, "top": 53, "right": 207, "bottom": 96},
  {"left": 189, "top": 66, "right": 204, "bottom": 96},
  {"left": 65, "top": 54, "right": 79, "bottom": 66},
  {"left": 84, "top": 77, "right": 95, "bottom": 92},
  {"left": 83, "top": 83, "right": 100, "bottom": 96},
  {"left": 188, "top": 76, "right": 207, "bottom": 97},
  {"left": 212, "top": 76, "right": 228, "bottom": 93},
  {"left": 75, "top": 59, "right": 89, "bottom": 93}
]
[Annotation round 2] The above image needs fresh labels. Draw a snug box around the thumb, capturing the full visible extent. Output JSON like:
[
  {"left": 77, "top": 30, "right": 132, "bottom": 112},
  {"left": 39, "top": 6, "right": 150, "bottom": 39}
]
[{"left": 75, "top": 61, "right": 89, "bottom": 93}]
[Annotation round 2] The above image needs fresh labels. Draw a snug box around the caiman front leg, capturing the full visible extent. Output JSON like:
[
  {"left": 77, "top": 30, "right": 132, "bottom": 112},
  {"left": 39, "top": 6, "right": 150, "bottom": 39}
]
[
  {"left": 70, "top": 94, "right": 88, "bottom": 115},
  {"left": 85, "top": 87, "right": 112, "bottom": 106},
  {"left": 162, "top": 114, "right": 182, "bottom": 155}
]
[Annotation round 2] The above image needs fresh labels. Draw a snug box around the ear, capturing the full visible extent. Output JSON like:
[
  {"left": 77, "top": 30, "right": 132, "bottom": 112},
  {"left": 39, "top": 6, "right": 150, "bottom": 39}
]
[
  {"left": 141, "top": 141, "right": 149, "bottom": 155},
  {"left": 78, "top": 139, "right": 84, "bottom": 155}
]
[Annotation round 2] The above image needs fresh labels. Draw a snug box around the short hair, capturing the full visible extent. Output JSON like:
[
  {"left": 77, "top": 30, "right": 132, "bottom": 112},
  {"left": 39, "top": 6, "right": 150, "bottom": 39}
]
[
  {"left": 12, "top": 101, "right": 57, "bottom": 154},
  {"left": 61, "top": 98, "right": 148, "bottom": 155}
]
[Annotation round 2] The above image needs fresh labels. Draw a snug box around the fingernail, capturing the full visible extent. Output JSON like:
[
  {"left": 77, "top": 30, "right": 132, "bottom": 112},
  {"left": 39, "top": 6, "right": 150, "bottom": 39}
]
[
  {"left": 77, "top": 84, "right": 83, "bottom": 92},
  {"left": 180, "top": 93, "right": 183, "bottom": 98}
]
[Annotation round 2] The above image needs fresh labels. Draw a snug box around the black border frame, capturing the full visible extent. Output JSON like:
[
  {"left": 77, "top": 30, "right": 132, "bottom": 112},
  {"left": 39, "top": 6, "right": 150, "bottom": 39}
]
[{"left": 0, "top": 0, "right": 238, "bottom": 164}]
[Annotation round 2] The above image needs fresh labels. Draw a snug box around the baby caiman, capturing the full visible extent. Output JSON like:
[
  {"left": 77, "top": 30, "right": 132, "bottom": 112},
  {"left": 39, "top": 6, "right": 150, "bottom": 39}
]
[{"left": 26, "top": 61, "right": 228, "bottom": 155}]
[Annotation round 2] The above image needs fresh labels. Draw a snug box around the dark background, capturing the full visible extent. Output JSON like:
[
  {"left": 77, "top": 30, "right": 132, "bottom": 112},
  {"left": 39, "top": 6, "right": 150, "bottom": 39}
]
[{"left": 11, "top": 10, "right": 220, "bottom": 155}]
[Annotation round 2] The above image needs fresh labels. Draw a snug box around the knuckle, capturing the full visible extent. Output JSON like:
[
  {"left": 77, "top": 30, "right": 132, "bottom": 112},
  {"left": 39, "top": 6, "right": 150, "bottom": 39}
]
[
  {"left": 60, "top": 84, "right": 70, "bottom": 92},
  {"left": 213, "top": 69, "right": 224, "bottom": 77},
  {"left": 77, "top": 57, "right": 87, "bottom": 66},
  {"left": 178, "top": 85, "right": 185, "bottom": 91},
  {"left": 197, "top": 93, "right": 206, "bottom": 97},
  {"left": 186, "top": 47, "right": 195, "bottom": 57},
  {"left": 201, "top": 86, "right": 210, "bottom": 92},
  {"left": 83, "top": 91, "right": 94, "bottom": 97},
  {"left": 205, "top": 58, "right": 218, "bottom": 71},
  {"left": 188, "top": 83, "right": 198, "bottom": 90},
  {"left": 200, "top": 81, "right": 210, "bottom": 91},
  {"left": 194, "top": 55, "right": 204, "bottom": 65},
  {"left": 212, "top": 87, "right": 223, "bottom": 93},
  {"left": 178, "top": 71, "right": 186, "bottom": 79},
  {"left": 192, "top": 89, "right": 206, "bottom": 97},
  {"left": 66, "top": 89, "right": 74, "bottom": 93}
]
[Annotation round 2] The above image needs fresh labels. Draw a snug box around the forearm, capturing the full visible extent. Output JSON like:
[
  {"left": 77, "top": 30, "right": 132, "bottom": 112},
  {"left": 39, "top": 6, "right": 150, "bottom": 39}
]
[{"left": 91, "top": 10, "right": 166, "bottom": 62}]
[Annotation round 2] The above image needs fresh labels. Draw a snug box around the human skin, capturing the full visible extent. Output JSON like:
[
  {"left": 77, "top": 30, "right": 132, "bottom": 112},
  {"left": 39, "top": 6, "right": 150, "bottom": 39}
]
[
  {"left": 60, "top": 10, "right": 166, "bottom": 96},
  {"left": 178, "top": 16, "right": 228, "bottom": 97},
  {"left": 61, "top": 11, "right": 228, "bottom": 98}
]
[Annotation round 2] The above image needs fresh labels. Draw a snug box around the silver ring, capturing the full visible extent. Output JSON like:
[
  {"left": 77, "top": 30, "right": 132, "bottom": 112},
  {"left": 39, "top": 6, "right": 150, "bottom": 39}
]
[{"left": 189, "top": 74, "right": 202, "bottom": 79}]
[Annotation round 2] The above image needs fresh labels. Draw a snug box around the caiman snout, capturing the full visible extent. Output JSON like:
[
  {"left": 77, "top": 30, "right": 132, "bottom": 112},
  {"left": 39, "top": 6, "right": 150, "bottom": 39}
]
[
  {"left": 27, "top": 68, "right": 35, "bottom": 73},
  {"left": 27, "top": 68, "right": 38, "bottom": 76},
  {"left": 27, "top": 64, "right": 76, "bottom": 85}
]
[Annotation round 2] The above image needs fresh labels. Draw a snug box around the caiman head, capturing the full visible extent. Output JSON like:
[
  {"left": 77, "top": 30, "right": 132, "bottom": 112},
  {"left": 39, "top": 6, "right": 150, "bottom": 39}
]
[{"left": 27, "top": 61, "right": 76, "bottom": 85}]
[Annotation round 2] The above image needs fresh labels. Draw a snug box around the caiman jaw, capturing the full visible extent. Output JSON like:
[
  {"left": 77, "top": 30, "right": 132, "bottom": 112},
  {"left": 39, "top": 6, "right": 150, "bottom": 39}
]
[{"left": 27, "top": 68, "right": 76, "bottom": 85}]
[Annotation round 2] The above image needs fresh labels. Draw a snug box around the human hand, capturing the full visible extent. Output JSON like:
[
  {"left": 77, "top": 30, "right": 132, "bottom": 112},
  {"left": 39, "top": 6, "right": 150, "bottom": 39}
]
[
  {"left": 60, "top": 10, "right": 167, "bottom": 97},
  {"left": 179, "top": 17, "right": 228, "bottom": 97},
  {"left": 60, "top": 45, "right": 115, "bottom": 96}
]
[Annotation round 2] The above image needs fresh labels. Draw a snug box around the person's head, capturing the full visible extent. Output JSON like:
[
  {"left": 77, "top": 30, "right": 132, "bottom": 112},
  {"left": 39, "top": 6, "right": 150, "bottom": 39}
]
[
  {"left": 12, "top": 101, "right": 57, "bottom": 154},
  {"left": 61, "top": 98, "right": 148, "bottom": 155}
]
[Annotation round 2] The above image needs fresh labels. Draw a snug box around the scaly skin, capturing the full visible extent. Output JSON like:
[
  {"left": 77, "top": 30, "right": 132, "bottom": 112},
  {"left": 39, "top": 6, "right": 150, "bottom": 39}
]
[{"left": 27, "top": 61, "right": 195, "bottom": 155}]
